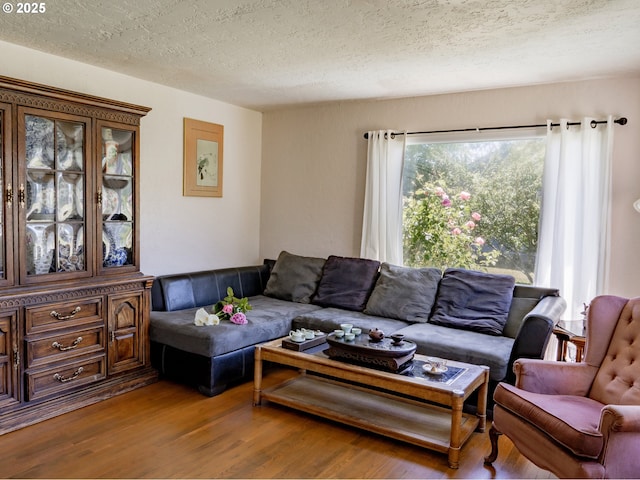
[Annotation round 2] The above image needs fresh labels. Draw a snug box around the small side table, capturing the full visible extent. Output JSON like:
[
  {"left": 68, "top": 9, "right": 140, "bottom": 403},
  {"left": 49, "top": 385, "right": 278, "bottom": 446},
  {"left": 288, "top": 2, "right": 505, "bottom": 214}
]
[{"left": 552, "top": 320, "right": 586, "bottom": 362}]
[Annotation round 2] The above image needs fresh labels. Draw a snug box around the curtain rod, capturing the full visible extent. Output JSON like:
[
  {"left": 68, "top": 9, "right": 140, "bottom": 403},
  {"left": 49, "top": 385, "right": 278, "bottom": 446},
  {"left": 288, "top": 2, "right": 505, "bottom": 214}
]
[{"left": 363, "top": 117, "right": 628, "bottom": 139}]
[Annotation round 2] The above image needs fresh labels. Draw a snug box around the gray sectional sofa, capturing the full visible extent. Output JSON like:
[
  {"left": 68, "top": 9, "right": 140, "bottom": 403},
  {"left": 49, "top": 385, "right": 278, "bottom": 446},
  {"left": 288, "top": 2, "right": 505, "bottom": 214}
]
[{"left": 150, "top": 252, "right": 566, "bottom": 398}]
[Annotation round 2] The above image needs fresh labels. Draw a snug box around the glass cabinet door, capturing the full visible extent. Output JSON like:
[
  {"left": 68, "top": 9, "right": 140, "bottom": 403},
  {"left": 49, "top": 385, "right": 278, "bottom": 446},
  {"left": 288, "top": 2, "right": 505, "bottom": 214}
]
[
  {"left": 20, "top": 110, "right": 91, "bottom": 281},
  {"left": 99, "top": 124, "right": 137, "bottom": 271}
]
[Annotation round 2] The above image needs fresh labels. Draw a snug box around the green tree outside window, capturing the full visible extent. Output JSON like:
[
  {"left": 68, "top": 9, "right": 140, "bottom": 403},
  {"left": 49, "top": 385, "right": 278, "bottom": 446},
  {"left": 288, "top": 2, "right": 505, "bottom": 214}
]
[{"left": 402, "top": 139, "right": 544, "bottom": 283}]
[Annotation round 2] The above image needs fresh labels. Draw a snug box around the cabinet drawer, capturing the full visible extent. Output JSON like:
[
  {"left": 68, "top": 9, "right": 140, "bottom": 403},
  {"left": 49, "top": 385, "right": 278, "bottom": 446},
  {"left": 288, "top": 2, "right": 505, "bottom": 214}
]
[
  {"left": 26, "top": 325, "right": 105, "bottom": 368},
  {"left": 26, "top": 354, "right": 106, "bottom": 401},
  {"left": 25, "top": 297, "right": 103, "bottom": 334}
]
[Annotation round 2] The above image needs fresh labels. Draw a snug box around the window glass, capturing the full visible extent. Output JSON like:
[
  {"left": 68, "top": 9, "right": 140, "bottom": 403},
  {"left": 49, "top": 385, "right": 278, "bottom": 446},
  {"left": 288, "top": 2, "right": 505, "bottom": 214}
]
[{"left": 402, "top": 134, "right": 545, "bottom": 284}]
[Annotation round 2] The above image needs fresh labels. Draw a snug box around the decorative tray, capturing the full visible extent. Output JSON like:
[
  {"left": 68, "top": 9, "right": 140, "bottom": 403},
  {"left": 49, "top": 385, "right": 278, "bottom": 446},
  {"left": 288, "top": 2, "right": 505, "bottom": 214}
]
[
  {"left": 282, "top": 334, "right": 327, "bottom": 352},
  {"left": 326, "top": 333, "right": 417, "bottom": 358},
  {"left": 324, "top": 333, "right": 417, "bottom": 373}
]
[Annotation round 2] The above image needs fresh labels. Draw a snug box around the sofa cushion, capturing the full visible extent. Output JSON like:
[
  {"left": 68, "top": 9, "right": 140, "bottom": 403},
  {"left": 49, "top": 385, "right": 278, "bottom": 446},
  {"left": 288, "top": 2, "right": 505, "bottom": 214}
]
[
  {"left": 429, "top": 268, "right": 515, "bottom": 335},
  {"left": 149, "top": 295, "right": 322, "bottom": 357},
  {"left": 393, "top": 322, "right": 515, "bottom": 381},
  {"left": 263, "top": 250, "right": 326, "bottom": 303},
  {"left": 364, "top": 263, "right": 441, "bottom": 322},
  {"left": 312, "top": 255, "right": 380, "bottom": 311},
  {"left": 292, "top": 307, "right": 411, "bottom": 335},
  {"left": 494, "top": 383, "right": 604, "bottom": 458},
  {"left": 503, "top": 297, "right": 540, "bottom": 338}
]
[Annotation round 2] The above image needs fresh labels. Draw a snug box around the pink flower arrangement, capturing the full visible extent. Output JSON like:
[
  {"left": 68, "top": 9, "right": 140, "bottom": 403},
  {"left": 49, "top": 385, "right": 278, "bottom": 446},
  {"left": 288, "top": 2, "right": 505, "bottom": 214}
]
[
  {"left": 459, "top": 191, "right": 471, "bottom": 201},
  {"left": 213, "top": 287, "right": 252, "bottom": 325},
  {"left": 472, "top": 212, "right": 482, "bottom": 221},
  {"left": 465, "top": 221, "right": 476, "bottom": 230},
  {"left": 441, "top": 195, "right": 452, "bottom": 207},
  {"left": 474, "top": 237, "right": 486, "bottom": 246},
  {"left": 230, "top": 312, "right": 248, "bottom": 325},
  {"left": 451, "top": 227, "right": 462, "bottom": 235}
]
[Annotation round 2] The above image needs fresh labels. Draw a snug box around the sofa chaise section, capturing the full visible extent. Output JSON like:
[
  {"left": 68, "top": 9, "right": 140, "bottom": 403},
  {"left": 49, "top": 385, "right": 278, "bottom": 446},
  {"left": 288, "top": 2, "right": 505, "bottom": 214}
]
[{"left": 149, "top": 261, "right": 324, "bottom": 396}]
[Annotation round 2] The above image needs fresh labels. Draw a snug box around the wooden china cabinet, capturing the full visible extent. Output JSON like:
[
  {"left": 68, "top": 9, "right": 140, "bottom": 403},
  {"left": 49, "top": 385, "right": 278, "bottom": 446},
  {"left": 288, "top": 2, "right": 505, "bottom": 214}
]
[{"left": 0, "top": 76, "right": 157, "bottom": 434}]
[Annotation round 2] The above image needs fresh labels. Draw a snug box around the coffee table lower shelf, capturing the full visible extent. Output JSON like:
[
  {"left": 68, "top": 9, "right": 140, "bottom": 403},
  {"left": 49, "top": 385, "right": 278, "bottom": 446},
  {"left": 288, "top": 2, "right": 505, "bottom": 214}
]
[{"left": 260, "top": 374, "right": 479, "bottom": 461}]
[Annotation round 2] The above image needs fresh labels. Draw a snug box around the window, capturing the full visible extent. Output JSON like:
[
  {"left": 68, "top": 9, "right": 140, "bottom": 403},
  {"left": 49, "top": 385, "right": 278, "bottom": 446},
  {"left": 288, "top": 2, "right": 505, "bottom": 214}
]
[{"left": 402, "top": 133, "right": 545, "bottom": 284}]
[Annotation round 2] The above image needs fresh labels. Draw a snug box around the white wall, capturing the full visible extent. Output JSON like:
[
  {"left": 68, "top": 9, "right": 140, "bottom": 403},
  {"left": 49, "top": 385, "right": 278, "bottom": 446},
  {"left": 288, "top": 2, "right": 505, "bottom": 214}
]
[
  {"left": 261, "top": 77, "right": 640, "bottom": 299},
  {"left": 0, "top": 41, "right": 263, "bottom": 276},
  {"left": 3, "top": 39, "right": 637, "bottom": 298}
]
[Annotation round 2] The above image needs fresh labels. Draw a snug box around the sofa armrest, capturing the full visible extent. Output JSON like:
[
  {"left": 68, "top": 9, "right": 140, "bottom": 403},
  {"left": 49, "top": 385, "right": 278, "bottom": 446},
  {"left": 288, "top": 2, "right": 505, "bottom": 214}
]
[{"left": 504, "top": 295, "right": 567, "bottom": 383}]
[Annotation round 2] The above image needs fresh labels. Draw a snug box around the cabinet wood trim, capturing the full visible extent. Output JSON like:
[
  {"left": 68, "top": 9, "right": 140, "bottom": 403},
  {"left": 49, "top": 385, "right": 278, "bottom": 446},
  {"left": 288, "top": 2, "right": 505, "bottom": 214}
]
[
  {"left": 0, "top": 75, "right": 151, "bottom": 119},
  {"left": 0, "top": 102, "right": 15, "bottom": 287}
]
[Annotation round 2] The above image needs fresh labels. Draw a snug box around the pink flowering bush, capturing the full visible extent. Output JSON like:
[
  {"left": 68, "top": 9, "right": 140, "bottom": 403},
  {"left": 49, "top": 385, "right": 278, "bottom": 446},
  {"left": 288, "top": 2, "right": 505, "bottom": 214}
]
[
  {"left": 213, "top": 287, "right": 252, "bottom": 324},
  {"left": 403, "top": 183, "right": 499, "bottom": 270}
]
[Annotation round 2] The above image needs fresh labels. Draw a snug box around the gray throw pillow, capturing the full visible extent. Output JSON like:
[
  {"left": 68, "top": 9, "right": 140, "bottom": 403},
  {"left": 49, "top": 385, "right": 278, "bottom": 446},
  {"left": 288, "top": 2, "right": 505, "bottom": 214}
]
[
  {"left": 312, "top": 255, "right": 381, "bottom": 311},
  {"left": 429, "top": 268, "right": 516, "bottom": 335},
  {"left": 503, "top": 297, "right": 539, "bottom": 338},
  {"left": 364, "top": 263, "right": 442, "bottom": 322},
  {"left": 264, "top": 251, "right": 326, "bottom": 303}
]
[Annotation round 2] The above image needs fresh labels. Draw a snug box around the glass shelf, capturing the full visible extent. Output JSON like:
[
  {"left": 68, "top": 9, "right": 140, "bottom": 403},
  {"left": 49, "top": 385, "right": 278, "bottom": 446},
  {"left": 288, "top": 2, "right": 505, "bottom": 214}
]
[
  {"left": 102, "top": 222, "right": 132, "bottom": 267},
  {"left": 56, "top": 172, "right": 84, "bottom": 221},
  {"left": 26, "top": 223, "right": 54, "bottom": 275},
  {"left": 102, "top": 175, "right": 132, "bottom": 222},
  {"left": 56, "top": 121, "right": 84, "bottom": 171},
  {"left": 25, "top": 115, "right": 54, "bottom": 169},
  {"left": 26, "top": 170, "right": 55, "bottom": 221},
  {"left": 102, "top": 128, "right": 132, "bottom": 175},
  {"left": 25, "top": 221, "right": 85, "bottom": 274}
]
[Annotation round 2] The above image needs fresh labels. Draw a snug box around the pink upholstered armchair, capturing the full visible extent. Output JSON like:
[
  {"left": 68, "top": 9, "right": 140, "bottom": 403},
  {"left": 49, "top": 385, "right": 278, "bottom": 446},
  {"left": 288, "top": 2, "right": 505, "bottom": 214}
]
[{"left": 485, "top": 295, "right": 640, "bottom": 478}]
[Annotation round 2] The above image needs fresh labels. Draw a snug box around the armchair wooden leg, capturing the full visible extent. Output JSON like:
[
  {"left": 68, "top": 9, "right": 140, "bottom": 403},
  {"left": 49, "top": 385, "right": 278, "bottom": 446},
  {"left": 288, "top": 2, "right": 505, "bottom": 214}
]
[{"left": 484, "top": 423, "right": 502, "bottom": 465}]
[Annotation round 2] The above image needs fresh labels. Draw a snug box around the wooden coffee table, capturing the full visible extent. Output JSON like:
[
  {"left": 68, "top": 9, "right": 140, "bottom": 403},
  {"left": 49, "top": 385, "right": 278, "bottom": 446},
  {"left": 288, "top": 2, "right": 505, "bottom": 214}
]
[{"left": 254, "top": 337, "right": 489, "bottom": 468}]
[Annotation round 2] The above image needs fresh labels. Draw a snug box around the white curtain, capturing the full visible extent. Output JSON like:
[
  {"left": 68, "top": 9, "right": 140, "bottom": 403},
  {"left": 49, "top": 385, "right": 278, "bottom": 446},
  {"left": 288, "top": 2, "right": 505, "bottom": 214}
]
[
  {"left": 535, "top": 117, "right": 614, "bottom": 319},
  {"left": 360, "top": 130, "right": 406, "bottom": 264}
]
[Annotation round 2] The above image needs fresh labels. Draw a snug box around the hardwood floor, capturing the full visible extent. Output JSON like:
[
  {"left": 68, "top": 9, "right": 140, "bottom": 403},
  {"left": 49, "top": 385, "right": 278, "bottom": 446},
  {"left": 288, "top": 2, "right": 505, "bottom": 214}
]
[{"left": 0, "top": 369, "right": 554, "bottom": 479}]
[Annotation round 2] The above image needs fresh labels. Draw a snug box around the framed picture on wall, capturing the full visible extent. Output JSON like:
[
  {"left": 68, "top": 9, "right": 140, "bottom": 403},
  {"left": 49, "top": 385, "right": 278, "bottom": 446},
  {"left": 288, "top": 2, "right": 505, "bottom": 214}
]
[{"left": 183, "top": 118, "right": 224, "bottom": 197}]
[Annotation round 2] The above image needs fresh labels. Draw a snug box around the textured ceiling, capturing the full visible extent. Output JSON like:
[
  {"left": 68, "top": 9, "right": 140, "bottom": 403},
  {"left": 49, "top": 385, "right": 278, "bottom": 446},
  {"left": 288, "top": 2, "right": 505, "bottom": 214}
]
[{"left": 0, "top": 0, "right": 639, "bottom": 111}]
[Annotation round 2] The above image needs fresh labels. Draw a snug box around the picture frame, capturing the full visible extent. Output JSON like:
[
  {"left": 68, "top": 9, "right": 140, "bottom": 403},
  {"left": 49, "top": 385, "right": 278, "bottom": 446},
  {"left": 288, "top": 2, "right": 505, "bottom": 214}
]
[{"left": 183, "top": 118, "right": 223, "bottom": 197}]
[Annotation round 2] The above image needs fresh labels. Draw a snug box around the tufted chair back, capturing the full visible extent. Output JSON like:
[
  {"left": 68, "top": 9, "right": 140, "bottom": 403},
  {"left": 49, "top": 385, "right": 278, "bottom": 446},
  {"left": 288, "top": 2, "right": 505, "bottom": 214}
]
[{"left": 588, "top": 296, "right": 640, "bottom": 405}]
